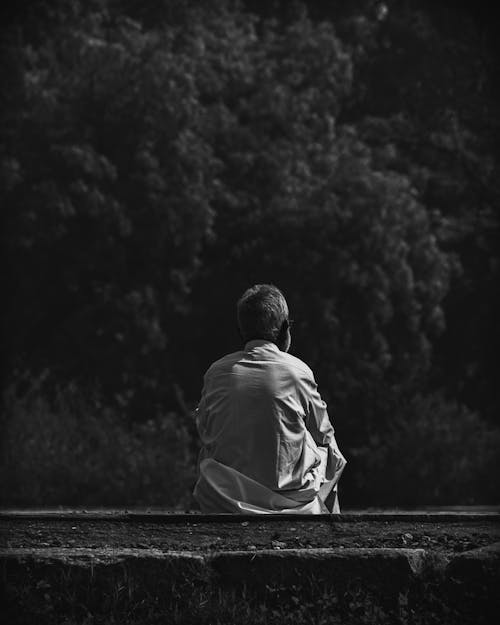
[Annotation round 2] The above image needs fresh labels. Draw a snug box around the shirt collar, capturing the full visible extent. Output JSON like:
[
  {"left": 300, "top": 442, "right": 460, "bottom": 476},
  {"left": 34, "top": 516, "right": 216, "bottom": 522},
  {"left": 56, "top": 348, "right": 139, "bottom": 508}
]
[{"left": 244, "top": 339, "right": 280, "bottom": 352}]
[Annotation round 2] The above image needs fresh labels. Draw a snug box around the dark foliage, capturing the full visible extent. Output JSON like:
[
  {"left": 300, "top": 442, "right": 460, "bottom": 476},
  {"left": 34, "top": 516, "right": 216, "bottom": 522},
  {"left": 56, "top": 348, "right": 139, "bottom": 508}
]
[{"left": 1, "top": 0, "right": 499, "bottom": 505}]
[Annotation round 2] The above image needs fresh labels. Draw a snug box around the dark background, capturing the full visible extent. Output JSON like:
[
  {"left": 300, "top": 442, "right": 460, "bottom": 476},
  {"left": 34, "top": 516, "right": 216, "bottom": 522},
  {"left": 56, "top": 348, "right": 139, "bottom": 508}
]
[{"left": 1, "top": 0, "right": 499, "bottom": 508}]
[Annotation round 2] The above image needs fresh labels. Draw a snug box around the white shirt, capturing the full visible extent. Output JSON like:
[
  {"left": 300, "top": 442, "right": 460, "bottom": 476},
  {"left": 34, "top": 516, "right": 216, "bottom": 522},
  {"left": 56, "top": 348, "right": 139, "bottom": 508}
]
[{"left": 194, "top": 340, "right": 346, "bottom": 514}]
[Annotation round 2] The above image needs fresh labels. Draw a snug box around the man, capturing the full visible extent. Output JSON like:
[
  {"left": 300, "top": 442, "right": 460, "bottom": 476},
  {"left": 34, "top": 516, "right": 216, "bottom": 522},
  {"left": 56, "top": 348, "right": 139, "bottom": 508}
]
[{"left": 193, "top": 284, "right": 346, "bottom": 514}]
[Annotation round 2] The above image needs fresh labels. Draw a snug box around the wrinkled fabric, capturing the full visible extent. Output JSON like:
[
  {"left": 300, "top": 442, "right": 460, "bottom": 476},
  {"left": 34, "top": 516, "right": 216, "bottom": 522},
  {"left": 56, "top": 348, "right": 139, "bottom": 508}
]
[{"left": 193, "top": 340, "right": 346, "bottom": 514}]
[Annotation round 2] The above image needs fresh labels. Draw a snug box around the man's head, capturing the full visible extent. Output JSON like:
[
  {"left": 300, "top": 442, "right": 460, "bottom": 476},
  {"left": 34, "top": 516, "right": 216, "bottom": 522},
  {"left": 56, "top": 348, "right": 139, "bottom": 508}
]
[{"left": 237, "top": 284, "right": 291, "bottom": 351}]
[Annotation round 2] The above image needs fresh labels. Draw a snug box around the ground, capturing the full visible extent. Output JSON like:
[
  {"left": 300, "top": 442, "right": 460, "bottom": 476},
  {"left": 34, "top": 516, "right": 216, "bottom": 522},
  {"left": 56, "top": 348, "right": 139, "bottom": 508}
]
[
  {"left": 2, "top": 511, "right": 499, "bottom": 625},
  {"left": 2, "top": 511, "right": 499, "bottom": 553}
]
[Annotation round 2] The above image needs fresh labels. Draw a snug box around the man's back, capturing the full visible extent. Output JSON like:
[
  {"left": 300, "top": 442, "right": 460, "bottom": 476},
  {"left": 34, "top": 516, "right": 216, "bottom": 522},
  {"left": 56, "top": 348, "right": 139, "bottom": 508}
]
[{"left": 196, "top": 340, "right": 344, "bottom": 503}]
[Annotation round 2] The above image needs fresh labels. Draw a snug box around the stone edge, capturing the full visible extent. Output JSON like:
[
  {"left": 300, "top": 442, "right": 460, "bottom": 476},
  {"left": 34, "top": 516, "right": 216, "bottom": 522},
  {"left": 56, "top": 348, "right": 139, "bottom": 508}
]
[{"left": 1, "top": 511, "right": 499, "bottom": 523}]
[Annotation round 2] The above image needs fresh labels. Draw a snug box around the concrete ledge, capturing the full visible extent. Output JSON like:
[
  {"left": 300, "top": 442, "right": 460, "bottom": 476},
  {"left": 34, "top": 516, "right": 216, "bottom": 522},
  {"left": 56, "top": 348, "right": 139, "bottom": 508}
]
[
  {"left": 2, "top": 545, "right": 498, "bottom": 621},
  {"left": 1, "top": 545, "right": 433, "bottom": 579},
  {"left": 1, "top": 545, "right": 436, "bottom": 612},
  {"left": 445, "top": 543, "right": 500, "bottom": 592},
  {"left": 2, "top": 513, "right": 499, "bottom": 623},
  {"left": 2, "top": 509, "right": 499, "bottom": 522},
  {"left": 210, "top": 547, "right": 432, "bottom": 590}
]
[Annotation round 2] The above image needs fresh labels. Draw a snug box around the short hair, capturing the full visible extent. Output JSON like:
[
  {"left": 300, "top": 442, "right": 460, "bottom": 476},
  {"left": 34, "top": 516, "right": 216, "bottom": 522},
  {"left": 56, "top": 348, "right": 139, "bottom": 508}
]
[{"left": 237, "top": 284, "right": 289, "bottom": 343}]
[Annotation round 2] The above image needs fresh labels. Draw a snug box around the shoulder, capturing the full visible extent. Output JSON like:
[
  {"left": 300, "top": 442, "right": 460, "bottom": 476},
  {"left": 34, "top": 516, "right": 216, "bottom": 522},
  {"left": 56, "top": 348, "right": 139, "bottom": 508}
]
[
  {"left": 205, "top": 350, "right": 244, "bottom": 377},
  {"left": 279, "top": 351, "right": 315, "bottom": 381}
]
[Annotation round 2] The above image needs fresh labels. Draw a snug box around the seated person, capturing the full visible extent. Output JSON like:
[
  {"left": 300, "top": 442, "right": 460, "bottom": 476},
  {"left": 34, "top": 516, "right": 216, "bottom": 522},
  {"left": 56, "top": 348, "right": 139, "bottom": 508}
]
[{"left": 193, "top": 284, "right": 346, "bottom": 514}]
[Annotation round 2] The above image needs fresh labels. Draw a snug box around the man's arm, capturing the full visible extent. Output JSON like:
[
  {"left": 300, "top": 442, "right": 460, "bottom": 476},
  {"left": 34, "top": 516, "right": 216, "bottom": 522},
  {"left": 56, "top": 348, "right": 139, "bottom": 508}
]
[
  {"left": 301, "top": 372, "right": 346, "bottom": 482},
  {"left": 301, "top": 372, "right": 335, "bottom": 444}
]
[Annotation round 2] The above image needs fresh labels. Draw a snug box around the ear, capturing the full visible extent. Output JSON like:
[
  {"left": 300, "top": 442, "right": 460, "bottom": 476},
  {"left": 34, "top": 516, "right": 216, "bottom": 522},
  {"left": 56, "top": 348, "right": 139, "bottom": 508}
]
[{"left": 277, "top": 319, "right": 289, "bottom": 343}]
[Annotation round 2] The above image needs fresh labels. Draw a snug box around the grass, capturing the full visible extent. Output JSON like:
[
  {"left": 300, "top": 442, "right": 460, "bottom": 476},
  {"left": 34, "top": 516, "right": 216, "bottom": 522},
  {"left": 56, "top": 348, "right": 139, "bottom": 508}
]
[{"left": 4, "top": 575, "right": 492, "bottom": 625}]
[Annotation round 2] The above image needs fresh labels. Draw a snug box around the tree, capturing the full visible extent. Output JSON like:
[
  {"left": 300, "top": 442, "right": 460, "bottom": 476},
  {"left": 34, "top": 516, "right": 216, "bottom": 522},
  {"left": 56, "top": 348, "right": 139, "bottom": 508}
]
[
  {"left": 180, "top": 12, "right": 452, "bottom": 443},
  {"left": 1, "top": 5, "right": 217, "bottom": 407},
  {"left": 2, "top": 0, "right": 498, "bottom": 504},
  {"left": 335, "top": 0, "right": 500, "bottom": 423}
]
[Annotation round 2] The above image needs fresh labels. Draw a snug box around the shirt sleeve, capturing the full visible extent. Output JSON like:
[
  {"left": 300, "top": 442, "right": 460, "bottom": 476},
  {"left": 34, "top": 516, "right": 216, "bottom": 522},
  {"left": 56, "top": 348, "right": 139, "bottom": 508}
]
[
  {"left": 301, "top": 371, "right": 347, "bottom": 482},
  {"left": 302, "top": 372, "right": 334, "bottom": 445}
]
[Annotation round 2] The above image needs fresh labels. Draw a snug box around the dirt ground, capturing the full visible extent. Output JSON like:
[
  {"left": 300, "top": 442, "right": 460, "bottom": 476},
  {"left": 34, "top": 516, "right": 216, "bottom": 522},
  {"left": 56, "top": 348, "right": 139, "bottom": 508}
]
[{"left": 2, "top": 516, "right": 499, "bottom": 554}]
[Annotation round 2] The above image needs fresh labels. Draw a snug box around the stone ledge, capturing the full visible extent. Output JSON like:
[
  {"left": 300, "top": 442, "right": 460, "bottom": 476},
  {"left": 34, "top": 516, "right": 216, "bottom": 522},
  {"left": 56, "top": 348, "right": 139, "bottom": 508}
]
[
  {"left": 0, "top": 544, "right": 475, "bottom": 582},
  {"left": 3, "top": 512, "right": 499, "bottom": 624},
  {"left": 3, "top": 545, "right": 498, "bottom": 624},
  {"left": 0, "top": 546, "right": 437, "bottom": 605},
  {"left": 445, "top": 542, "right": 500, "bottom": 585},
  {"left": 0, "top": 545, "right": 492, "bottom": 595},
  {"left": 2, "top": 509, "right": 499, "bottom": 523}
]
